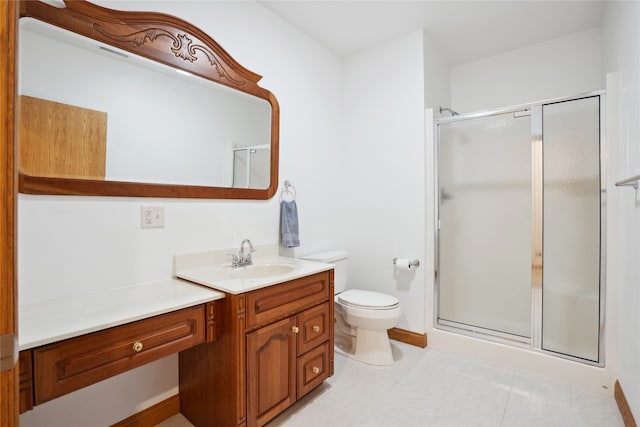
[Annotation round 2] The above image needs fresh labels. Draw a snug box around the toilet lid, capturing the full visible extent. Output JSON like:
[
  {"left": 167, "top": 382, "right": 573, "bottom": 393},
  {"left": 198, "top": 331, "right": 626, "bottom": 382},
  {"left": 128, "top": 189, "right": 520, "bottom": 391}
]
[{"left": 338, "top": 290, "right": 399, "bottom": 310}]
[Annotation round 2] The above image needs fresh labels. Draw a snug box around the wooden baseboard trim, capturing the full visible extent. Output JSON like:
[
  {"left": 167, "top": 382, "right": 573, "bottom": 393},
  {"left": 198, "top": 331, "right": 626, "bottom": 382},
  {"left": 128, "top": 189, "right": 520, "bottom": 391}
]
[
  {"left": 111, "top": 394, "right": 180, "bottom": 427},
  {"left": 387, "top": 327, "right": 427, "bottom": 348},
  {"left": 615, "top": 380, "right": 637, "bottom": 427}
]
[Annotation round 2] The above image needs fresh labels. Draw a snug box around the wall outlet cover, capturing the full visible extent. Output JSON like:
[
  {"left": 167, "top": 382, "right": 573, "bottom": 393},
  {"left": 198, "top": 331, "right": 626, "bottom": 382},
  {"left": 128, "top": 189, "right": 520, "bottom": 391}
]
[{"left": 141, "top": 206, "right": 165, "bottom": 229}]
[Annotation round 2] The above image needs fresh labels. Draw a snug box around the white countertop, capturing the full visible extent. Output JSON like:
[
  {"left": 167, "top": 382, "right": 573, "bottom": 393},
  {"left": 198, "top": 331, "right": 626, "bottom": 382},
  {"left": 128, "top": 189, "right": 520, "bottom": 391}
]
[
  {"left": 18, "top": 279, "right": 225, "bottom": 350},
  {"left": 175, "top": 255, "right": 334, "bottom": 295}
]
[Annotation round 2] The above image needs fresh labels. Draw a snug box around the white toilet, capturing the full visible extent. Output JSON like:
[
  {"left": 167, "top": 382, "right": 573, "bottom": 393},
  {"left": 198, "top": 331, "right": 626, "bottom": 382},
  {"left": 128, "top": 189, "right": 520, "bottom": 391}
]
[{"left": 302, "top": 250, "right": 401, "bottom": 366}]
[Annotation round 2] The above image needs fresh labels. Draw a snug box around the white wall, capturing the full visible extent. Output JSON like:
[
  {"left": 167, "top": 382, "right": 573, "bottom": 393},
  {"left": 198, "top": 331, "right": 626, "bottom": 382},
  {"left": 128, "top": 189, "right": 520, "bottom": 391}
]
[
  {"left": 18, "top": 1, "right": 343, "bottom": 425},
  {"left": 340, "top": 30, "right": 426, "bottom": 333},
  {"left": 602, "top": 0, "right": 640, "bottom": 421},
  {"left": 423, "top": 32, "right": 451, "bottom": 116},
  {"left": 451, "top": 28, "right": 603, "bottom": 114}
]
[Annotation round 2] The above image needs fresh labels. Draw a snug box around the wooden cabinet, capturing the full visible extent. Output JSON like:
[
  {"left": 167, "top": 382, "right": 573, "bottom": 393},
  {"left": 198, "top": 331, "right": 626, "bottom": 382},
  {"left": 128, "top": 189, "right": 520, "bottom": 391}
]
[
  {"left": 19, "top": 304, "right": 212, "bottom": 412},
  {"left": 247, "top": 316, "right": 297, "bottom": 426},
  {"left": 180, "top": 270, "right": 334, "bottom": 427},
  {"left": 247, "top": 303, "right": 330, "bottom": 426},
  {"left": 33, "top": 305, "right": 205, "bottom": 405},
  {"left": 19, "top": 350, "right": 34, "bottom": 414},
  {"left": 297, "top": 342, "right": 330, "bottom": 399},
  {"left": 297, "top": 303, "right": 331, "bottom": 355}
]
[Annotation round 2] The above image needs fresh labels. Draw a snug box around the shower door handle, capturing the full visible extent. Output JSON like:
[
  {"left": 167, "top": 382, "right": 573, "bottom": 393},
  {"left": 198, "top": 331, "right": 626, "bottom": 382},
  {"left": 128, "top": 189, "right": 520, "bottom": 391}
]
[
  {"left": 532, "top": 251, "right": 543, "bottom": 289},
  {"left": 440, "top": 188, "right": 454, "bottom": 203}
]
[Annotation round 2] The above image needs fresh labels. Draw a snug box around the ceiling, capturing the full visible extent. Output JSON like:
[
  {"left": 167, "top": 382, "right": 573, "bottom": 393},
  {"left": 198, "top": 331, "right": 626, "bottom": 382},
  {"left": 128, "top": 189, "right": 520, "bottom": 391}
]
[{"left": 258, "top": 1, "right": 607, "bottom": 65}]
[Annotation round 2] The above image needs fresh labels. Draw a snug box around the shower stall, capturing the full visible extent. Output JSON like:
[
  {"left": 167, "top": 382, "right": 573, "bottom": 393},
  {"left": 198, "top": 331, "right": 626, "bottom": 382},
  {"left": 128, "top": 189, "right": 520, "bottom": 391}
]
[
  {"left": 232, "top": 144, "right": 270, "bottom": 189},
  {"left": 435, "top": 92, "right": 605, "bottom": 365}
]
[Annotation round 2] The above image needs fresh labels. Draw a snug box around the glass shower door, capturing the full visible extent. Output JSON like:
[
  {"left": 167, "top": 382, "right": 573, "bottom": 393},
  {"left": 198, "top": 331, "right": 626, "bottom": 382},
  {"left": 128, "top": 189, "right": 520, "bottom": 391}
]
[
  {"left": 232, "top": 146, "right": 270, "bottom": 189},
  {"left": 542, "top": 96, "right": 601, "bottom": 362},
  {"left": 438, "top": 111, "right": 533, "bottom": 338}
]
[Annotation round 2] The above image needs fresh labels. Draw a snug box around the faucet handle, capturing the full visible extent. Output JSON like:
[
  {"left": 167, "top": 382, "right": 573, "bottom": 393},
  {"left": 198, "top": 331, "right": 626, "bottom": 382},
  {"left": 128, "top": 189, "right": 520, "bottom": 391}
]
[{"left": 227, "top": 253, "right": 240, "bottom": 266}]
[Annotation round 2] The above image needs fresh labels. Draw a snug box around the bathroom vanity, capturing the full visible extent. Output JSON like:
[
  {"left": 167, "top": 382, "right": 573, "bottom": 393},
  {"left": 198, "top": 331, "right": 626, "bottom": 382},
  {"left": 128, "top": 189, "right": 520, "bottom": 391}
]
[
  {"left": 18, "top": 256, "right": 334, "bottom": 426},
  {"left": 17, "top": 280, "right": 224, "bottom": 414},
  {"left": 175, "top": 250, "right": 335, "bottom": 427}
]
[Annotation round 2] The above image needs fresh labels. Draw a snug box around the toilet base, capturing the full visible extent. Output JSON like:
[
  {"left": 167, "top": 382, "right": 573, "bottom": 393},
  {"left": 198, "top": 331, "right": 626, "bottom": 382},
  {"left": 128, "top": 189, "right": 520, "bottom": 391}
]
[{"left": 352, "top": 328, "right": 394, "bottom": 366}]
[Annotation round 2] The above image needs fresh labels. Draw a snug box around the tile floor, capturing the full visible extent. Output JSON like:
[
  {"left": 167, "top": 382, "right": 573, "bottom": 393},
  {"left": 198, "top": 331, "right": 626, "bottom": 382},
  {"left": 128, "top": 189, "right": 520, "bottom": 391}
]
[{"left": 158, "top": 342, "right": 624, "bottom": 427}]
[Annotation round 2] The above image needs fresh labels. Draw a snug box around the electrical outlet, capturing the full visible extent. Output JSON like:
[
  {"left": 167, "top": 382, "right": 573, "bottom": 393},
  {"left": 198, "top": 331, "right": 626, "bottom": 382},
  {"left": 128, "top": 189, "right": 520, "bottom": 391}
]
[{"left": 141, "top": 206, "right": 165, "bottom": 229}]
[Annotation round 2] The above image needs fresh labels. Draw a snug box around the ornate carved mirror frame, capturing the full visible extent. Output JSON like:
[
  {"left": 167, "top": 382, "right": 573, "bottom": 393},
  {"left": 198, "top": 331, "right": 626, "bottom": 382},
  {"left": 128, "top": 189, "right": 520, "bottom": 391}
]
[{"left": 18, "top": 0, "right": 279, "bottom": 199}]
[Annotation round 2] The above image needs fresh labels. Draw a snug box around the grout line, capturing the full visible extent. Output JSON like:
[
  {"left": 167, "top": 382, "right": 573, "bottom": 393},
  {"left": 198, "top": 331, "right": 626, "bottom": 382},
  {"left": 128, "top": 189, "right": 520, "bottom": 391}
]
[{"left": 499, "top": 370, "right": 516, "bottom": 426}]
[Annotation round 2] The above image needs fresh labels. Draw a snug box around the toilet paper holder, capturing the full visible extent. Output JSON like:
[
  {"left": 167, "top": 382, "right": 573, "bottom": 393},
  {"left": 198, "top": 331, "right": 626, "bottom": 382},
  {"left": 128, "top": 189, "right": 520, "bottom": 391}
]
[{"left": 393, "top": 258, "right": 420, "bottom": 268}]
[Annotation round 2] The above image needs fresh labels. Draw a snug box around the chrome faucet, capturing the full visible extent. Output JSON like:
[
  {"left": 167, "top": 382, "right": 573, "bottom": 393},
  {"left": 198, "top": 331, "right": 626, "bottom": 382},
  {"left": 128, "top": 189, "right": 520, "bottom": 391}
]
[{"left": 230, "top": 239, "right": 255, "bottom": 267}]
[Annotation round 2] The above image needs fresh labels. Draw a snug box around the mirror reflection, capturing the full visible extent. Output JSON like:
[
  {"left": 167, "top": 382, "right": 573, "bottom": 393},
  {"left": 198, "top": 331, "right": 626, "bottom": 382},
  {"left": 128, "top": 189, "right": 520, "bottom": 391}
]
[{"left": 19, "top": 18, "right": 272, "bottom": 189}]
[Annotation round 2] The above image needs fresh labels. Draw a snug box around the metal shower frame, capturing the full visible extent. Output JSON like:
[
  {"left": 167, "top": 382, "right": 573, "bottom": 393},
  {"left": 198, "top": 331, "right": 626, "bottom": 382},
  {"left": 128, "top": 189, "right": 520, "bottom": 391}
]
[{"left": 433, "top": 90, "right": 607, "bottom": 367}]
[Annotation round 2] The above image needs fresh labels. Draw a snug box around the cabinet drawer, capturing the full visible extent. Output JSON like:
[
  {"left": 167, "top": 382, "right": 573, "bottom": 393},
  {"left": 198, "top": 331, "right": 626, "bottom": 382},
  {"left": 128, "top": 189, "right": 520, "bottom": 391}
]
[
  {"left": 297, "top": 303, "right": 330, "bottom": 355},
  {"left": 297, "top": 342, "right": 329, "bottom": 399},
  {"left": 19, "top": 350, "right": 34, "bottom": 413},
  {"left": 246, "top": 272, "right": 330, "bottom": 330},
  {"left": 34, "top": 305, "right": 205, "bottom": 404}
]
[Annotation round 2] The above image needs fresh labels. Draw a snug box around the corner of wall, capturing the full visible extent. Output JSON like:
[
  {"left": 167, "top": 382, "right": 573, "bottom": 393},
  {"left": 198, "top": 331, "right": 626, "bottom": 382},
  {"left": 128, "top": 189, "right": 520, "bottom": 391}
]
[{"left": 422, "top": 31, "right": 451, "bottom": 113}]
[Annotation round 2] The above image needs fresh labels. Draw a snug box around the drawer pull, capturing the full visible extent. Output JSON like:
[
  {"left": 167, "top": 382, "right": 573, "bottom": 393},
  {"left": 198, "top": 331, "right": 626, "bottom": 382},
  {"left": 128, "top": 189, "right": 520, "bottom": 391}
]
[
  {"left": 312, "top": 325, "right": 320, "bottom": 333},
  {"left": 132, "top": 341, "right": 144, "bottom": 353},
  {"left": 291, "top": 326, "right": 300, "bottom": 334},
  {"left": 312, "top": 366, "right": 320, "bottom": 374}
]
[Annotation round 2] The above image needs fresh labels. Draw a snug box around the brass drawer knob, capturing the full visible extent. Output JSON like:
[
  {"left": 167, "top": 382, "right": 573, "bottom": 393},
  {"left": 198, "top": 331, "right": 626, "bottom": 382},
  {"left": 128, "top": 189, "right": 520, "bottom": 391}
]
[
  {"left": 132, "top": 341, "right": 144, "bottom": 353},
  {"left": 312, "top": 366, "right": 320, "bottom": 374},
  {"left": 291, "top": 326, "right": 299, "bottom": 334},
  {"left": 312, "top": 325, "right": 320, "bottom": 333}
]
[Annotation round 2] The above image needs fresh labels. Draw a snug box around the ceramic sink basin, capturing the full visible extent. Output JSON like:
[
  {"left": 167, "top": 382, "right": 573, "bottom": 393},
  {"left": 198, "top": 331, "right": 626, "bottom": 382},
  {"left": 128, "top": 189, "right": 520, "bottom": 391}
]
[
  {"left": 175, "top": 252, "right": 334, "bottom": 294},
  {"left": 227, "top": 263, "right": 296, "bottom": 279}
]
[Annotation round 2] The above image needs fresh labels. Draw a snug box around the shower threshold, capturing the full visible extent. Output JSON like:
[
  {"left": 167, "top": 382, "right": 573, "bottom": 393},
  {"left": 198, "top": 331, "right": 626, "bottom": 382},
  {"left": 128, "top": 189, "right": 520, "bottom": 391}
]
[{"left": 437, "top": 319, "right": 531, "bottom": 347}]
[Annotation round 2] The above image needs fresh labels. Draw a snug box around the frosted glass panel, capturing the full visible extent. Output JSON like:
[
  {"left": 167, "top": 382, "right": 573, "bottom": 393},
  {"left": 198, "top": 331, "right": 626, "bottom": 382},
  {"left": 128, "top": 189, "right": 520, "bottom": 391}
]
[
  {"left": 233, "top": 147, "right": 270, "bottom": 189},
  {"left": 249, "top": 148, "right": 271, "bottom": 189},
  {"left": 233, "top": 150, "right": 248, "bottom": 188},
  {"left": 438, "top": 112, "right": 532, "bottom": 337},
  {"left": 542, "top": 97, "right": 600, "bottom": 361}
]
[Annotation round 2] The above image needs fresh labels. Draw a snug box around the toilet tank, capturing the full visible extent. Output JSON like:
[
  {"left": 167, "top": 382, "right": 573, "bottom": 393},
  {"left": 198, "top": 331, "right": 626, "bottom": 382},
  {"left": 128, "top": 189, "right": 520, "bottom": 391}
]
[{"left": 301, "top": 250, "right": 348, "bottom": 293}]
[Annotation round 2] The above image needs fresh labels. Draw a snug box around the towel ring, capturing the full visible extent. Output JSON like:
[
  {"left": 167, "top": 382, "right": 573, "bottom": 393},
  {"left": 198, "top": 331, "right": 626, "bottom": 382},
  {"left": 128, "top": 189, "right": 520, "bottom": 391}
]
[{"left": 280, "top": 180, "right": 297, "bottom": 202}]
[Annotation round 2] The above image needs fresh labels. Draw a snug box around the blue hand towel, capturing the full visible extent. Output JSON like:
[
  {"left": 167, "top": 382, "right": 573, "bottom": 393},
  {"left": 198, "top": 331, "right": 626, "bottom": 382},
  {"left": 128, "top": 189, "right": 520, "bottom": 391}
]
[{"left": 280, "top": 200, "right": 300, "bottom": 248}]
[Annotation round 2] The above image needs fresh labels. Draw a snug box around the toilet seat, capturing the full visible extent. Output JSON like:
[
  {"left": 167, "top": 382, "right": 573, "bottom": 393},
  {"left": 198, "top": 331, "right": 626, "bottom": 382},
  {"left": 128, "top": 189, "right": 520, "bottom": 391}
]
[{"left": 337, "top": 289, "right": 399, "bottom": 310}]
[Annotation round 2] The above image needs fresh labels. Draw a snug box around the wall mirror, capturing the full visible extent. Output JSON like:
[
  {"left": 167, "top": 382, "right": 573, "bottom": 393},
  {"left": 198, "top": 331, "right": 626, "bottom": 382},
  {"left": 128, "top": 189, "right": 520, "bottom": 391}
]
[{"left": 18, "top": 0, "right": 279, "bottom": 199}]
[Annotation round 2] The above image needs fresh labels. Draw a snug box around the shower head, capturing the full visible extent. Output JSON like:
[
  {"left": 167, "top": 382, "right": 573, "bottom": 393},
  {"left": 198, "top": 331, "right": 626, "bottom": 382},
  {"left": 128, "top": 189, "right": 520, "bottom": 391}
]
[{"left": 439, "top": 106, "right": 459, "bottom": 116}]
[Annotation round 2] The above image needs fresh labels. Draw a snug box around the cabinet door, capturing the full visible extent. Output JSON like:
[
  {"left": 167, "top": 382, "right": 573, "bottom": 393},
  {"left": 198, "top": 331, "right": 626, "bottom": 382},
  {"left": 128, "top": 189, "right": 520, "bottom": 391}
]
[{"left": 247, "top": 316, "right": 297, "bottom": 427}]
